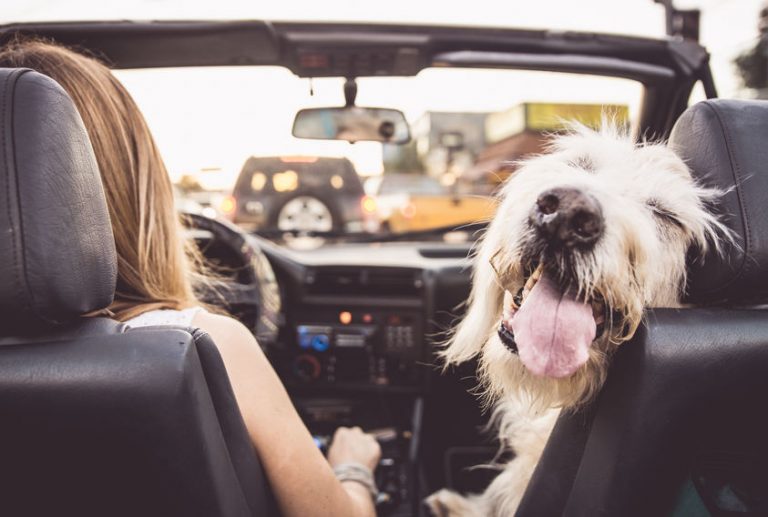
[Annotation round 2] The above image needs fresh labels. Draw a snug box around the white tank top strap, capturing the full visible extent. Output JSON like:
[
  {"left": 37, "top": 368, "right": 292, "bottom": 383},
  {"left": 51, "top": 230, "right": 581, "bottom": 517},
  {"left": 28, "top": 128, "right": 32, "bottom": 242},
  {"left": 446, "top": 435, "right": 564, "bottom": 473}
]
[{"left": 125, "top": 306, "right": 204, "bottom": 328}]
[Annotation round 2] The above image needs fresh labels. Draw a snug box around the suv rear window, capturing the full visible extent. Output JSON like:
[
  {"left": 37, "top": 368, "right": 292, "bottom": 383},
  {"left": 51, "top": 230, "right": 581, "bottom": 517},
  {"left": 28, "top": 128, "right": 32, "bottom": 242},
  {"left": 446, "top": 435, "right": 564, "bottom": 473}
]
[{"left": 236, "top": 157, "right": 364, "bottom": 196}]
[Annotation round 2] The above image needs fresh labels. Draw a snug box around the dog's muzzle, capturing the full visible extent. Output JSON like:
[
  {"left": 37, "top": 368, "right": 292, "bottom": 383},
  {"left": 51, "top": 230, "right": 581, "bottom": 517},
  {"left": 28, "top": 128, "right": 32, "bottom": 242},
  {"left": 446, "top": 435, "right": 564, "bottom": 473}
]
[{"left": 532, "top": 187, "right": 604, "bottom": 249}]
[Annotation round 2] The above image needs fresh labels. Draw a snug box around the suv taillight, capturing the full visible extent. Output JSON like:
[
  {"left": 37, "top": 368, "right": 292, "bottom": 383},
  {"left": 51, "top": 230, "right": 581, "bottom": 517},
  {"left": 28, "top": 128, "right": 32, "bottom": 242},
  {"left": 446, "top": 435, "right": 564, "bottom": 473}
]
[
  {"left": 361, "top": 195, "right": 377, "bottom": 214},
  {"left": 220, "top": 195, "right": 237, "bottom": 220}
]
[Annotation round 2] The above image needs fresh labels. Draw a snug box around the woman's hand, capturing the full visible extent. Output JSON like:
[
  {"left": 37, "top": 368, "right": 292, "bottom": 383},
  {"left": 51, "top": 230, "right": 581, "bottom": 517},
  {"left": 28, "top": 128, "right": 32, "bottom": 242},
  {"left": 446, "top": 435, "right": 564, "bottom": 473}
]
[{"left": 327, "top": 426, "right": 381, "bottom": 471}]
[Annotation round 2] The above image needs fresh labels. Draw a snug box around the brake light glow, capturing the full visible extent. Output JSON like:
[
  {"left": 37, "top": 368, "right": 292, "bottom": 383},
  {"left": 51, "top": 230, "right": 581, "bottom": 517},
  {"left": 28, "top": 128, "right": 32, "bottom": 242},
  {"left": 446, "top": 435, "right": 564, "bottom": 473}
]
[
  {"left": 361, "top": 195, "right": 377, "bottom": 214},
  {"left": 220, "top": 195, "right": 236, "bottom": 215}
]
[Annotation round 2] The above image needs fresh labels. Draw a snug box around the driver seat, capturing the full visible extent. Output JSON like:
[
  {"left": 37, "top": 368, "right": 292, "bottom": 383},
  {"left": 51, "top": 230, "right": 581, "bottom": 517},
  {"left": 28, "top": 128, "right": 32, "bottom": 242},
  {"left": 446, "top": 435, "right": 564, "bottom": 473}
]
[{"left": 0, "top": 68, "right": 273, "bottom": 516}]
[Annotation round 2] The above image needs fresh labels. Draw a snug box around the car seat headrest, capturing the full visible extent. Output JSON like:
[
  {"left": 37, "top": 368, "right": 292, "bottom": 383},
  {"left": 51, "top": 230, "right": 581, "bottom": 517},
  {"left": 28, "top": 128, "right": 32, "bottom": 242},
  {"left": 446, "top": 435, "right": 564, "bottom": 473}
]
[
  {"left": 0, "top": 68, "right": 116, "bottom": 330},
  {"left": 671, "top": 99, "right": 768, "bottom": 304}
]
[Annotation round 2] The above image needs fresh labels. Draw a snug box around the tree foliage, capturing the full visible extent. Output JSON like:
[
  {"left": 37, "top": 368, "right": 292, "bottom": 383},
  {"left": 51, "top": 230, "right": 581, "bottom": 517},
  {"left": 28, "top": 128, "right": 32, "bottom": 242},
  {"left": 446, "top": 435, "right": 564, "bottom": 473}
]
[{"left": 735, "top": 39, "right": 768, "bottom": 90}]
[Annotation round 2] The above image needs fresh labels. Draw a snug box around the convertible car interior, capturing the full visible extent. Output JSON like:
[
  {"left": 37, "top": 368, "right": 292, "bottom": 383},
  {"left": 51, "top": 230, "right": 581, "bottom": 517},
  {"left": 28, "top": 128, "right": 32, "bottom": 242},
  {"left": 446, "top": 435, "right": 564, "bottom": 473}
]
[{"left": 0, "top": 18, "right": 767, "bottom": 517}]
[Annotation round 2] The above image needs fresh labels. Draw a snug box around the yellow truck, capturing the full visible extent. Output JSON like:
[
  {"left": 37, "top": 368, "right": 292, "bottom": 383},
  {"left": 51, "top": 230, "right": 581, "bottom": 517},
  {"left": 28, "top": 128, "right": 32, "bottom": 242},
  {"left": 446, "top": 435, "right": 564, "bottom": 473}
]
[{"left": 365, "top": 173, "right": 497, "bottom": 233}]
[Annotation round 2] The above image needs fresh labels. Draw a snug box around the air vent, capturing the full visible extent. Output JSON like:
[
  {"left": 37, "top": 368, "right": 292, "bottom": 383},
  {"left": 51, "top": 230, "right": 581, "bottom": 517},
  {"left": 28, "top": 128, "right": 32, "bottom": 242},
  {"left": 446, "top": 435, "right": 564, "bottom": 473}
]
[{"left": 306, "top": 267, "right": 423, "bottom": 297}]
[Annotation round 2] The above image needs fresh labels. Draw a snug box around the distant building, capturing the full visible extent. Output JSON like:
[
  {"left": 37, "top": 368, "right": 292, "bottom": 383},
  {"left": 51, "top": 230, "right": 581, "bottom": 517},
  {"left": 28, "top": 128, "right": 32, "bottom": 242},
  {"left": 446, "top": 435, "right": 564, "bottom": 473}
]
[
  {"left": 471, "top": 102, "right": 629, "bottom": 185},
  {"left": 411, "top": 111, "right": 489, "bottom": 156},
  {"left": 383, "top": 111, "right": 489, "bottom": 176},
  {"left": 384, "top": 104, "right": 629, "bottom": 192}
]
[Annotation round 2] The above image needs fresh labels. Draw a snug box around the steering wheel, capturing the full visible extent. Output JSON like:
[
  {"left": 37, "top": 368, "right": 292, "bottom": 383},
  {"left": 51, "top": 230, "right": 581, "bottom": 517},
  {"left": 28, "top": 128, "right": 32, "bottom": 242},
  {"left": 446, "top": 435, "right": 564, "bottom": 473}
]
[{"left": 183, "top": 212, "right": 281, "bottom": 347}]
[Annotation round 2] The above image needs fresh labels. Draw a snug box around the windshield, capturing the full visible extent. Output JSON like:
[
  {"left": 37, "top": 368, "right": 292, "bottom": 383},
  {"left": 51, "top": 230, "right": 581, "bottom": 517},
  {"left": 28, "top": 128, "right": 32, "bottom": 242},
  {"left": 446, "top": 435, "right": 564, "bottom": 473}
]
[{"left": 115, "top": 66, "right": 642, "bottom": 244}]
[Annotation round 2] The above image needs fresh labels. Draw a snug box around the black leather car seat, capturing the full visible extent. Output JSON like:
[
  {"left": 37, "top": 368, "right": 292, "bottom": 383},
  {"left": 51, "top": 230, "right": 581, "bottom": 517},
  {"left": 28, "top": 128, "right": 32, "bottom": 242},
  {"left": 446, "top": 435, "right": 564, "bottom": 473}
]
[
  {"left": 516, "top": 99, "right": 768, "bottom": 517},
  {"left": 0, "top": 67, "right": 274, "bottom": 516}
]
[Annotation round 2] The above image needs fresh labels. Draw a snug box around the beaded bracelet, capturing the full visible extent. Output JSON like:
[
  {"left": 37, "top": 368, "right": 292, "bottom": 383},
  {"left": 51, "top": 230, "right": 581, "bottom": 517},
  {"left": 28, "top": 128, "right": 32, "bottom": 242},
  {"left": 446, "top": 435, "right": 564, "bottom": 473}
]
[{"left": 333, "top": 462, "right": 379, "bottom": 500}]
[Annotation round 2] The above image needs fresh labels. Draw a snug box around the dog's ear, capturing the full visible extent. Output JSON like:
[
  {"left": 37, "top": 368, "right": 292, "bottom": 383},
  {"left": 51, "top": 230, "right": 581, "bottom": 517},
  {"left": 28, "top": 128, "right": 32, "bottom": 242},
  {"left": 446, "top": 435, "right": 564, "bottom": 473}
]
[{"left": 440, "top": 237, "right": 505, "bottom": 366}]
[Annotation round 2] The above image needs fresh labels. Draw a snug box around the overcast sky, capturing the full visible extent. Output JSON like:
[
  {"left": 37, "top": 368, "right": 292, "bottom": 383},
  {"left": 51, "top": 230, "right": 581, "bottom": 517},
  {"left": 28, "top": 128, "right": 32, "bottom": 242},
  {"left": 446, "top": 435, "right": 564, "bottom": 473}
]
[{"left": 2, "top": 0, "right": 763, "bottom": 184}]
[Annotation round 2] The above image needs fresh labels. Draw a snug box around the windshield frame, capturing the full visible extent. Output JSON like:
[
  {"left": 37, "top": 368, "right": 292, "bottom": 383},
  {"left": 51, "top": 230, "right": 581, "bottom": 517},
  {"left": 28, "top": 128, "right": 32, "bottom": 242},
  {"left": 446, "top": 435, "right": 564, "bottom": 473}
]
[{"left": 0, "top": 20, "right": 715, "bottom": 138}]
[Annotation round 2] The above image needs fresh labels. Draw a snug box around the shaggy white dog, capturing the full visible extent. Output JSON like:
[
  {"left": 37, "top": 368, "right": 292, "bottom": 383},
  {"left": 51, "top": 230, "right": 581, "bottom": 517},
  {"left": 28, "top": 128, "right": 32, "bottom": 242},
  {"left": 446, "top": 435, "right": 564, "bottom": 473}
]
[{"left": 427, "top": 125, "right": 725, "bottom": 516}]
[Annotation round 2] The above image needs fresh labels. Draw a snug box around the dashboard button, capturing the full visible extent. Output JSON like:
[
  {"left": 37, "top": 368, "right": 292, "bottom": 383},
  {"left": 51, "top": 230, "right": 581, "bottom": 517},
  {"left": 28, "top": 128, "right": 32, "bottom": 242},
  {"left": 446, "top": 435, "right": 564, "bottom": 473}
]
[
  {"left": 311, "top": 334, "right": 330, "bottom": 352},
  {"left": 298, "top": 332, "right": 313, "bottom": 349},
  {"left": 294, "top": 354, "right": 322, "bottom": 381}
]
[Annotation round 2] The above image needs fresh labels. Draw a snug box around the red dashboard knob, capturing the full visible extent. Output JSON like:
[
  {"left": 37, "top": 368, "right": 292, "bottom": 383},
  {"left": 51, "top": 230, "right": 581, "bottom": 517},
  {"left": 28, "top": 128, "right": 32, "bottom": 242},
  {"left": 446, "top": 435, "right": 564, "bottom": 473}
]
[{"left": 294, "top": 354, "right": 322, "bottom": 381}]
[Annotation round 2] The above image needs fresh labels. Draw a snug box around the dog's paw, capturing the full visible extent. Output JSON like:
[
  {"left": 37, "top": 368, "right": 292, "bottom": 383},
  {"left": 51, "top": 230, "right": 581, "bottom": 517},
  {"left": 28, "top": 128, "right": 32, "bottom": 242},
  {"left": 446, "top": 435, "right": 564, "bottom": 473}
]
[{"left": 424, "top": 489, "right": 478, "bottom": 517}]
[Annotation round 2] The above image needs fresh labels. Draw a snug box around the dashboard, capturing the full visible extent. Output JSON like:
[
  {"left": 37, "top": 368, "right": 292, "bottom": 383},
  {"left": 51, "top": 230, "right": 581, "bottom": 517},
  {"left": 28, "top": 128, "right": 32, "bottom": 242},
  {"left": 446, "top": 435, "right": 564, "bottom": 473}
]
[
  {"left": 195, "top": 220, "right": 485, "bottom": 516},
  {"left": 262, "top": 241, "right": 478, "bottom": 394},
  {"left": 262, "top": 240, "right": 484, "bottom": 515}
]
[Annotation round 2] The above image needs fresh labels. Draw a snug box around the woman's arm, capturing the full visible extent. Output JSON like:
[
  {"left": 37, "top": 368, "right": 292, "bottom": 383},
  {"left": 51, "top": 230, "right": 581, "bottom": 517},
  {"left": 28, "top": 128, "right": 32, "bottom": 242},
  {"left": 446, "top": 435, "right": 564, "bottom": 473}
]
[{"left": 192, "top": 310, "right": 380, "bottom": 517}]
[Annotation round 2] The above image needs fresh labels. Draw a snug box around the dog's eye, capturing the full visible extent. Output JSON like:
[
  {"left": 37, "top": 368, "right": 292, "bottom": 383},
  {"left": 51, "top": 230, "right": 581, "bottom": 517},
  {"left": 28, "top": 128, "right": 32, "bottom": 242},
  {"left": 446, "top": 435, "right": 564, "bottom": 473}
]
[
  {"left": 568, "top": 155, "right": 596, "bottom": 173},
  {"left": 647, "top": 199, "right": 684, "bottom": 228}
]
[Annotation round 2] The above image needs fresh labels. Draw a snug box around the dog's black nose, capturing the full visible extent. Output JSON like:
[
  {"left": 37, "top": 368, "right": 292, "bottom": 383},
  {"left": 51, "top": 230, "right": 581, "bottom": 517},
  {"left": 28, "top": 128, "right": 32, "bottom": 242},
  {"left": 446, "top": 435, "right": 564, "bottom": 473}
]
[{"left": 532, "top": 187, "right": 604, "bottom": 247}]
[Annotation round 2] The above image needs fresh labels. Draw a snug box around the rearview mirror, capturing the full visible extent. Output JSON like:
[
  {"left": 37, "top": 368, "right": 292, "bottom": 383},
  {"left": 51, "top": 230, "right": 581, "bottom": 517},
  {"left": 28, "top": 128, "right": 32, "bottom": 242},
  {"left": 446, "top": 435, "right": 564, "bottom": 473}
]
[{"left": 292, "top": 107, "right": 410, "bottom": 144}]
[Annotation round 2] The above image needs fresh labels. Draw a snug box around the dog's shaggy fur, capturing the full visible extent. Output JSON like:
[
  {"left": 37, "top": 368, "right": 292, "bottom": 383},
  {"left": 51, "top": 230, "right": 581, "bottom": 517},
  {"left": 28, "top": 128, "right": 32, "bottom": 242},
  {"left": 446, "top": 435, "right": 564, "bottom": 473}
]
[{"left": 426, "top": 125, "right": 725, "bottom": 516}]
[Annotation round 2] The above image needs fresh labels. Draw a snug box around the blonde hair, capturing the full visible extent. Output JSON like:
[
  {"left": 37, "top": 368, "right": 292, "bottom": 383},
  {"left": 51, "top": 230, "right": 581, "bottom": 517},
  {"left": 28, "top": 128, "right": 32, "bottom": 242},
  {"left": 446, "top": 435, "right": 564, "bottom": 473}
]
[{"left": 0, "top": 38, "right": 206, "bottom": 321}]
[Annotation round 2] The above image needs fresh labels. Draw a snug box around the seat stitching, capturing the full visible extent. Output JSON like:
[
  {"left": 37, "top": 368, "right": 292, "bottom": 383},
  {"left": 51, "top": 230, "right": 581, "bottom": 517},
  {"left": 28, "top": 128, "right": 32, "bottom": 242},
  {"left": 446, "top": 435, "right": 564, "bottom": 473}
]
[
  {"left": 1, "top": 70, "right": 31, "bottom": 314},
  {"left": 699, "top": 101, "right": 752, "bottom": 295},
  {"left": 191, "top": 328, "right": 211, "bottom": 343},
  {"left": 13, "top": 71, "right": 51, "bottom": 321}
]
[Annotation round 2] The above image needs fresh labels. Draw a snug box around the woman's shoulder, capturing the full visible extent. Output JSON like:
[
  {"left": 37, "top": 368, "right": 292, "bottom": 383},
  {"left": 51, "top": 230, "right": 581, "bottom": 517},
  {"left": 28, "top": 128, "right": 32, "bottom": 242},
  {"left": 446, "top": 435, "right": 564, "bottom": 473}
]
[
  {"left": 191, "top": 310, "right": 269, "bottom": 378},
  {"left": 191, "top": 309, "right": 259, "bottom": 349},
  {"left": 126, "top": 306, "right": 255, "bottom": 347}
]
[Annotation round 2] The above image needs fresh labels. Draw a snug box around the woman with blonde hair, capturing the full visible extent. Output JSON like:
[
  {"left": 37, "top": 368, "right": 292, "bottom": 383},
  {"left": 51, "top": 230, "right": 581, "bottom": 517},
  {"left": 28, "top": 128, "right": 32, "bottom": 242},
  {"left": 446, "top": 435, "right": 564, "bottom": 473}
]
[{"left": 0, "top": 38, "right": 380, "bottom": 517}]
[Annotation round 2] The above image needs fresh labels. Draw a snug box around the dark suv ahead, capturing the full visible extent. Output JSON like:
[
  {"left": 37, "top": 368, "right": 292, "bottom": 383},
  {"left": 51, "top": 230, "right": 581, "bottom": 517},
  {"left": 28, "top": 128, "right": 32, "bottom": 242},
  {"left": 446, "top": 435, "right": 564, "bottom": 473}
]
[{"left": 225, "top": 156, "right": 373, "bottom": 233}]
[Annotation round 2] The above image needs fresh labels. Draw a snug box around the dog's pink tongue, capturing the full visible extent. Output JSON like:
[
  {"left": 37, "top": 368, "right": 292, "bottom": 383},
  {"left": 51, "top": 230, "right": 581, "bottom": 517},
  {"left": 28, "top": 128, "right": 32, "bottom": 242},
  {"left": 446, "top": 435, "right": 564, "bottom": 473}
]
[{"left": 510, "top": 271, "right": 596, "bottom": 378}]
